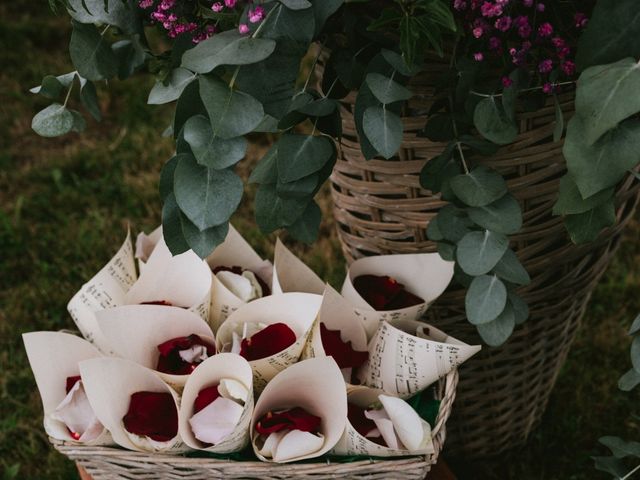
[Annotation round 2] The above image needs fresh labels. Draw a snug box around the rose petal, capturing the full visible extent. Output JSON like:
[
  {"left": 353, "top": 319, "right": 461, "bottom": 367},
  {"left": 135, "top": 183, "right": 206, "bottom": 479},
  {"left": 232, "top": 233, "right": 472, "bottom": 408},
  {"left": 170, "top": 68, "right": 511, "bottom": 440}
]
[
  {"left": 240, "top": 323, "right": 296, "bottom": 361},
  {"left": 353, "top": 275, "right": 424, "bottom": 311},
  {"left": 347, "top": 403, "right": 378, "bottom": 438},
  {"left": 213, "top": 265, "right": 271, "bottom": 298},
  {"left": 273, "top": 430, "right": 324, "bottom": 462},
  {"left": 194, "top": 386, "right": 221, "bottom": 414},
  {"left": 122, "top": 391, "right": 178, "bottom": 442},
  {"left": 255, "top": 407, "right": 321, "bottom": 435},
  {"left": 379, "top": 394, "right": 424, "bottom": 451},
  {"left": 65, "top": 375, "right": 81, "bottom": 394},
  {"left": 320, "top": 323, "right": 368, "bottom": 370},
  {"left": 216, "top": 270, "right": 256, "bottom": 302},
  {"left": 364, "top": 408, "right": 402, "bottom": 449},
  {"left": 179, "top": 345, "right": 209, "bottom": 363},
  {"left": 218, "top": 378, "right": 249, "bottom": 403},
  {"left": 156, "top": 334, "right": 215, "bottom": 375},
  {"left": 189, "top": 397, "right": 244, "bottom": 445},
  {"left": 51, "top": 380, "right": 103, "bottom": 442},
  {"left": 258, "top": 430, "right": 286, "bottom": 458}
]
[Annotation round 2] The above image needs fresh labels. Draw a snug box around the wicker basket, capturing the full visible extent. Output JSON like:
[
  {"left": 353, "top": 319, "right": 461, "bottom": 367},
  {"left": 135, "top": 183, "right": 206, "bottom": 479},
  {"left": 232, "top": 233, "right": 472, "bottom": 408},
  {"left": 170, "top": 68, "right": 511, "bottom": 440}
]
[
  {"left": 50, "top": 370, "right": 457, "bottom": 479},
  {"left": 328, "top": 66, "right": 640, "bottom": 458}
]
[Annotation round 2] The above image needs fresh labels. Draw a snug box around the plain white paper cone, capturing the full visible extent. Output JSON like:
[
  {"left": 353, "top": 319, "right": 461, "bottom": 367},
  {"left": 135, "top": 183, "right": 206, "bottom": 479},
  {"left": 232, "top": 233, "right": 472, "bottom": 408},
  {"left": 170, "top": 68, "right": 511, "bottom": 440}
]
[
  {"left": 79, "top": 357, "right": 185, "bottom": 453},
  {"left": 22, "top": 331, "right": 112, "bottom": 445},
  {"left": 250, "top": 357, "right": 348, "bottom": 463},
  {"left": 271, "top": 239, "right": 325, "bottom": 295},
  {"left": 179, "top": 353, "right": 254, "bottom": 452}
]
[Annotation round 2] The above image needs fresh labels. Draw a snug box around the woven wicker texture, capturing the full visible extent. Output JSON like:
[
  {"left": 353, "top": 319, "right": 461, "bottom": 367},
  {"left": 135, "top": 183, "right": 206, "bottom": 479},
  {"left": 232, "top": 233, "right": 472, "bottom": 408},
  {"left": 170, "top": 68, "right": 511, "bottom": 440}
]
[
  {"left": 52, "top": 370, "right": 457, "bottom": 479},
  {"left": 329, "top": 68, "right": 640, "bottom": 458}
]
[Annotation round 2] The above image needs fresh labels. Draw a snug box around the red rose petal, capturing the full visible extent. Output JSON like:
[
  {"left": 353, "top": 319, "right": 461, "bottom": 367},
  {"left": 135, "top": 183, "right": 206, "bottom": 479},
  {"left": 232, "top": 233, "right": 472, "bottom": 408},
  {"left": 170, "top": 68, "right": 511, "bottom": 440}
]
[
  {"left": 353, "top": 275, "right": 424, "bottom": 311},
  {"left": 320, "top": 323, "right": 368, "bottom": 370},
  {"left": 213, "top": 265, "right": 271, "bottom": 297},
  {"left": 123, "top": 391, "right": 178, "bottom": 442},
  {"left": 140, "top": 300, "right": 173, "bottom": 306},
  {"left": 193, "top": 385, "right": 221, "bottom": 414},
  {"left": 347, "top": 403, "right": 386, "bottom": 446},
  {"left": 156, "top": 334, "right": 216, "bottom": 375},
  {"left": 240, "top": 323, "right": 296, "bottom": 361},
  {"left": 65, "top": 375, "right": 82, "bottom": 394},
  {"left": 255, "top": 407, "right": 321, "bottom": 436}
]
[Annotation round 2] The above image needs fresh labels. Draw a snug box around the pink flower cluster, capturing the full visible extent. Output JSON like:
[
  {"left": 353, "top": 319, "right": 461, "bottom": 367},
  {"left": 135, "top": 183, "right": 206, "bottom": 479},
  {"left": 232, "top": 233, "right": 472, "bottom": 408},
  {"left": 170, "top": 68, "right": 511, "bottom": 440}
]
[
  {"left": 454, "top": 0, "right": 589, "bottom": 93},
  {"left": 138, "top": 0, "right": 265, "bottom": 43}
]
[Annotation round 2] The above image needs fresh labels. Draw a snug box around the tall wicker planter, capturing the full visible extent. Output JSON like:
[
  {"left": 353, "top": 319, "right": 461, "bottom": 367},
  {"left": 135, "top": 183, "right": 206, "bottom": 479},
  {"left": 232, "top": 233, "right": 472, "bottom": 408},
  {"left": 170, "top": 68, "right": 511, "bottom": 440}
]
[{"left": 329, "top": 68, "right": 640, "bottom": 458}]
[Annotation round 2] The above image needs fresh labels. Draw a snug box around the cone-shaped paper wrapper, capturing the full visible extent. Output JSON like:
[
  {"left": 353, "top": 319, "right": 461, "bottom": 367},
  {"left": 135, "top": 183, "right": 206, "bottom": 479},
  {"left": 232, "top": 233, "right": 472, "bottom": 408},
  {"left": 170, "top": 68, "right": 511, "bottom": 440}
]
[
  {"left": 179, "top": 353, "right": 254, "bottom": 452},
  {"left": 124, "top": 237, "right": 212, "bottom": 321},
  {"left": 135, "top": 226, "right": 162, "bottom": 273},
  {"left": 332, "top": 385, "right": 434, "bottom": 457},
  {"left": 79, "top": 357, "right": 186, "bottom": 453},
  {"left": 358, "top": 319, "right": 480, "bottom": 398},
  {"left": 206, "top": 225, "right": 273, "bottom": 331},
  {"left": 216, "top": 293, "right": 322, "bottom": 392},
  {"left": 67, "top": 231, "right": 137, "bottom": 354},
  {"left": 95, "top": 305, "right": 215, "bottom": 390},
  {"left": 250, "top": 357, "right": 347, "bottom": 463},
  {"left": 271, "top": 239, "right": 325, "bottom": 295},
  {"left": 22, "top": 331, "right": 112, "bottom": 445},
  {"left": 302, "top": 285, "right": 368, "bottom": 367},
  {"left": 341, "top": 253, "right": 455, "bottom": 339}
]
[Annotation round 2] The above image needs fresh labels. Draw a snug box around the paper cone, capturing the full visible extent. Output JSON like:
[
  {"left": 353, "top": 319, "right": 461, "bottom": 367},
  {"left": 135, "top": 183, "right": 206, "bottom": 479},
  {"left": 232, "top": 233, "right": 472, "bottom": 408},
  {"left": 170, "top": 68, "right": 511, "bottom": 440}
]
[
  {"left": 341, "top": 253, "right": 455, "bottom": 339},
  {"left": 179, "top": 353, "right": 254, "bottom": 452},
  {"left": 332, "top": 385, "right": 434, "bottom": 457},
  {"left": 124, "top": 237, "right": 212, "bottom": 321},
  {"left": 271, "top": 239, "right": 325, "bottom": 295},
  {"left": 216, "top": 293, "right": 322, "bottom": 392},
  {"left": 301, "top": 285, "right": 368, "bottom": 377},
  {"left": 358, "top": 319, "right": 480, "bottom": 398},
  {"left": 135, "top": 226, "right": 162, "bottom": 273},
  {"left": 206, "top": 225, "right": 273, "bottom": 331},
  {"left": 250, "top": 357, "right": 347, "bottom": 463},
  {"left": 79, "top": 357, "right": 186, "bottom": 453},
  {"left": 22, "top": 331, "right": 112, "bottom": 445},
  {"left": 95, "top": 304, "right": 215, "bottom": 390},
  {"left": 67, "top": 231, "right": 137, "bottom": 354}
]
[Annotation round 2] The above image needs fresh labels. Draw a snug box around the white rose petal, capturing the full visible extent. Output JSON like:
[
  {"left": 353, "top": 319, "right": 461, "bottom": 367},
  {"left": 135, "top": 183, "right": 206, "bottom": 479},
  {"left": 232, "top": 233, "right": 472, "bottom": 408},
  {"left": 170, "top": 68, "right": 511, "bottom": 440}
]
[
  {"left": 273, "top": 430, "right": 324, "bottom": 462},
  {"left": 50, "top": 381, "right": 103, "bottom": 442},
  {"left": 257, "top": 430, "right": 286, "bottom": 458},
  {"left": 378, "top": 394, "right": 424, "bottom": 451},
  {"left": 216, "top": 270, "right": 263, "bottom": 302},
  {"left": 189, "top": 397, "right": 244, "bottom": 445},
  {"left": 364, "top": 408, "right": 402, "bottom": 449},
  {"left": 178, "top": 345, "right": 209, "bottom": 363},
  {"left": 218, "top": 379, "right": 249, "bottom": 403}
]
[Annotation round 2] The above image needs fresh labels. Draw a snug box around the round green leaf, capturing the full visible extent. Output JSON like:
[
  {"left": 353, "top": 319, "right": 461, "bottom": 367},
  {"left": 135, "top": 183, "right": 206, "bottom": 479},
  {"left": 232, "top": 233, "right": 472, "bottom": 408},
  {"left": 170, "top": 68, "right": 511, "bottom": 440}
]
[
  {"left": 296, "top": 97, "right": 337, "bottom": 117},
  {"left": 31, "top": 104, "right": 75, "bottom": 137},
  {"left": 437, "top": 205, "right": 473, "bottom": 243},
  {"left": 473, "top": 96, "right": 518, "bottom": 145},
  {"left": 629, "top": 313, "right": 640, "bottom": 336},
  {"left": 287, "top": 201, "right": 321, "bottom": 244},
  {"left": 255, "top": 183, "right": 308, "bottom": 232},
  {"left": 280, "top": 0, "right": 312, "bottom": 9},
  {"left": 179, "top": 212, "right": 229, "bottom": 258},
  {"left": 426, "top": 216, "right": 444, "bottom": 242},
  {"left": 173, "top": 154, "right": 243, "bottom": 230},
  {"left": 450, "top": 166, "right": 508, "bottom": 207},
  {"left": 476, "top": 303, "right": 515, "bottom": 346},
  {"left": 508, "top": 291, "right": 529, "bottom": 325},
  {"left": 631, "top": 336, "right": 640, "bottom": 372},
  {"left": 565, "top": 200, "right": 616, "bottom": 244},
  {"left": 183, "top": 115, "right": 247, "bottom": 169},
  {"left": 148, "top": 68, "right": 196, "bottom": 105},
  {"left": 199, "top": 76, "right": 264, "bottom": 139},
  {"left": 468, "top": 194, "right": 522, "bottom": 234},
  {"left": 365, "top": 73, "right": 412, "bottom": 104},
  {"left": 618, "top": 368, "right": 640, "bottom": 391},
  {"left": 277, "top": 174, "right": 319, "bottom": 199},
  {"left": 69, "top": 21, "right": 117, "bottom": 81},
  {"left": 493, "top": 248, "right": 531, "bottom": 286},
  {"left": 161, "top": 192, "right": 190, "bottom": 256},
  {"left": 276, "top": 134, "right": 334, "bottom": 183},
  {"left": 159, "top": 155, "right": 179, "bottom": 202},
  {"left": 363, "top": 105, "right": 403, "bottom": 159},
  {"left": 249, "top": 145, "right": 278, "bottom": 184},
  {"left": 465, "top": 274, "right": 508, "bottom": 325},
  {"left": 437, "top": 242, "right": 456, "bottom": 262},
  {"left": 553, "top": 175, "right": 615, "bottom": 216},
  {"left": 457, "top": 230, "right": 509, "bottom": 276},
  {"left": 381, "top": 49, "right": 415, "bottom": 77}
]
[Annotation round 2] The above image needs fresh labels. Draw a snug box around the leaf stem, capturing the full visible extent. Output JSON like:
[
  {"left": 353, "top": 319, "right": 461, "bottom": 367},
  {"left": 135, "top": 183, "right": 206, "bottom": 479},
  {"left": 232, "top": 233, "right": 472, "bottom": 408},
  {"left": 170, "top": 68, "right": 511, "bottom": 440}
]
[
  {"left": 302, "top": 43, "right": 324, "bottom": 93},
  {"left": 620, "top": 463, "right": 640, "bottom": 480},
  {"left": 62, "top": 81, "right": 74, "bottom": 108},
  {"left": 470, "top": 80, "right": 576, "bottom": 98},
  {"left": 448, "top": 96, "right": 469, "bottom": 174}
]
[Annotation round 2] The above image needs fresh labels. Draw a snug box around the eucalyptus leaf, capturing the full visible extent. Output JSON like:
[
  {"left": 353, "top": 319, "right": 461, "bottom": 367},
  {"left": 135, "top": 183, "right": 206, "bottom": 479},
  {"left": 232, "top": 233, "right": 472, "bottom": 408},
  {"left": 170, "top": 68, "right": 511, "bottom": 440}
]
[
  {"left": 296, "top": 97, "right": 337, "bottom": 116},
  {"left": 173, "top": 154, "right": 243, "bottom": 230},
  {"left": 183, "top": 115, "right": 247, "bottom": 169},
  {"left": 280, "top": 0, "right": 311, "bottom": 9},
  {"left": 508, "top": 291, "right": 529, "bottom": 324},
  {"left": 576, "top": 58, "right": 640, "bottom": 145},
  {"left": 437, "top": 205, "right": 473, "bottom": 243},
  {"left": 276, "top": 134, "right": 334, "bottom": 183},
  {"left": 553, "top": 95, "right": 564, "bottom": 142},
  {"left": 161, "top": 192, "right": 190, "bottom": 256},
  {"left": 179, "top": 212, "right": 229, "bottom": 258},
  {"left": 458, "top": 135, "right": 499, "bottom": 156},
  {"left": 69, "top": 21, "right": 117, "bottom": 81},
  {"left": 173, "top": 80, "right": 207, "bottom": 140},
  {"left": 629, "top": 313, "right": 640, "bottom": 335},
  {"left": 148, "top": 68, "right": 196, "bottom": 105},
  {"left": 618, "top": 368, "right": 640, "bottom": 391},
  {"left": 112, "top": 36, "right": 146, "bottom": 80},
  {"left": 465, "top": 275, "right": 508, "bottom": 325},
  {"left": 311, "top": 0, "right": 343, "bottom": 36},
  {"left": 565, "top": 200, "right": 616, "bottom": 244},
  {"left": 277, "top": 174, "right": 318, "bottom": 199},
  {"left": 67, "top": 0, "right": 141, "bottom": 34},
  {"left": 159, "top": 155, "right": 179, "bottom": 202},
  {"left": 80, "top": 80, "right": 101, "bottom": 121},
  {"left": 381, "top": 49, "right": 415, "bottom": 77},
  {"left": 599, "top": 436, "right": 640, "bottom": 459},
  {"left": 631, "top": 336, "right": 640, "bottom": 372},
  {"left": 476, "top": 303, "right": 515, "bottom": 346},
  {"left": 553, "top": 175, "right": 615, "bottom": 216},
  {"left": 457, "top": 230, "right": 509, "bottom": 276},
  {"left": 249, "top": 145, "right": 278, "bottom": 184},
  {"left": 287, "top": 200, "right": 321, "bottom": 244},
  {"left": 426, "top": 216, "right": 444, "bottom": 242},
  {"left": 32, "top": 104, "right": 75, "bottom": 137},
  {"left": 354, "top": 83, "right": 381, "bottom": 159},
  {"left": 450, "top": 166, "right": 508, "bottom": 207},
  {"left": 30, "top": 72, "right": 77, "bottom": 95},
  {"left": 419, "top": 143, "right": 458, "bottom": 193},
  {"left": 35, "top": 75, "right": 64, "bottom": 99},
  {"left": 564, "top": 116, "right": 640, "bottom": 198},
  {"left": 199, "top": 75, "right": 264, "bottom": 138},
  {"left": 365, "top": 73, "right": 412, "bottom": 104},
  {"left": 255, "top": 183, "right": 308, "bottom": 232},
  {"left": 493, "top": 248, "right": 531, "bottom": 286},
  {"left": 592, "top": 456, "right": 630, "bottom": 478},
  {"left": 437, "top": 242, "right": 456, "bottom": 262},
  {"left": 468, "top": 194, "right": 522, "bottom": 234},
  {"left": 70, "top": 110, "right": 86, "bottom": 132},
  {"left": 473, "top": 96, "right": 518, "bottom": 145},
  {"left": 363, "top": 105, "right": 403, "bottom": 159},
  {"left": 182, "top": 30, "right": 276, "bottom": 74}
]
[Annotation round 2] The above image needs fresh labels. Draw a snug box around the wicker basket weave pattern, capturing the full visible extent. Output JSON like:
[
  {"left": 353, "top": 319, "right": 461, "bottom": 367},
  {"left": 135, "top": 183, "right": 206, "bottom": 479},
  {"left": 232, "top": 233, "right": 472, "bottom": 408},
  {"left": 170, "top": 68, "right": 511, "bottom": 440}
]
[
  {"left": 329, "top": 68, "right": 640, "bottom": 458},
  {"left": 52, "top": 370, "right": 457, "bottom": 479}
]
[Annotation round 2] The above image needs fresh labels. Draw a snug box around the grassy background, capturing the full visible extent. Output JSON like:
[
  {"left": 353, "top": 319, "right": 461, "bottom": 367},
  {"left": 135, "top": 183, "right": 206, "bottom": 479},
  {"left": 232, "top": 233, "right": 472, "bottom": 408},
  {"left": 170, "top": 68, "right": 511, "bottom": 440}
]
[{"left": 1, "top": 2, "right": 638, "bottom": 478}]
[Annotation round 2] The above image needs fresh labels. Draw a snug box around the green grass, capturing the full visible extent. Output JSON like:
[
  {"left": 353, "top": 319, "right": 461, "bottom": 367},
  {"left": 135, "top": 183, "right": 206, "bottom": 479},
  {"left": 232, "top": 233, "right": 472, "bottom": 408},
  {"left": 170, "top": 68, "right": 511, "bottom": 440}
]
[{"left": 0, "top": 2, "right": 638, "bottom": 479}]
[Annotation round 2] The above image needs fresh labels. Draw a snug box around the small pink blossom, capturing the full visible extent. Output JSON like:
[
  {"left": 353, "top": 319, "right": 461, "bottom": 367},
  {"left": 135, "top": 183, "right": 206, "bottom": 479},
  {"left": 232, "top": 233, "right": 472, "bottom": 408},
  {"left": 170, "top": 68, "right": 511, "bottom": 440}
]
[
  {"left": 561, "top": 61, "right": 576, "bottom": 76},
  {"left": 211, "top": 2, "right": 223, "bottom": 12},
  {"left": 454, "top": 0, "right": 467, "bottom": 10},
  {"left": 248, "top": 5, "right": 264, "bottom": 23},
  {"left": 542, "top": 83, "right": 554, "bottom": 94},
  {"left": 473, "top": 27, "right": 484, "bottom": 38},
  {"left": 139, "top": 0, "right": 153, "bottom": 8},
  {"left": 238, "top": 23, "right": 249, "bottom": 34},
  {"left": 536, "top": 2, "right": 545, "bottom": 11},
  {"left": 489, "top": 36, "right": 502, "bottom": 51},
  {"left": 538, "top": 59, "right": 553, "bottom": 73},
  {"left": 495, "top": 16, "right": 512, "bottom": 32},
  {"left": 225, "top": 0, "right": 236, "bottom": 7},
  {"left": 538, "top": 22, "right": 553, "bottom": 37},
  {"left": 574, "top": 13, "right": 588, "bottom": 28},
  {"left": 480, "top": 2, "right": 502, "bottom": 18},
  {"left": 502, "top": 76, "right": 513, "bottom": 88},
  {"left": 474, "top": 52, "right": 484, "bottom": 61},
  {"left": 522, "top": 0, "right": 533, "bottom": 6}
]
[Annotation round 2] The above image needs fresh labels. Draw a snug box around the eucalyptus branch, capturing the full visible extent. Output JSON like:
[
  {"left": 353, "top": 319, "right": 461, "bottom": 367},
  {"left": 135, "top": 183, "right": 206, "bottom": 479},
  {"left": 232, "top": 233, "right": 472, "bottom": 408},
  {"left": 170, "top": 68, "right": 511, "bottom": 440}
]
[
  {"left": 470, "top": 80, "right": 576, "bottom": 99},
  {"left": 62, "top": 81, "right": 74, "bottom": 108},
  {"left": 620, "top": 463, "right": 640, "bottom": 480},
  {"left": 448, "top": 96, "right": 469, "bottom": 174}
]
